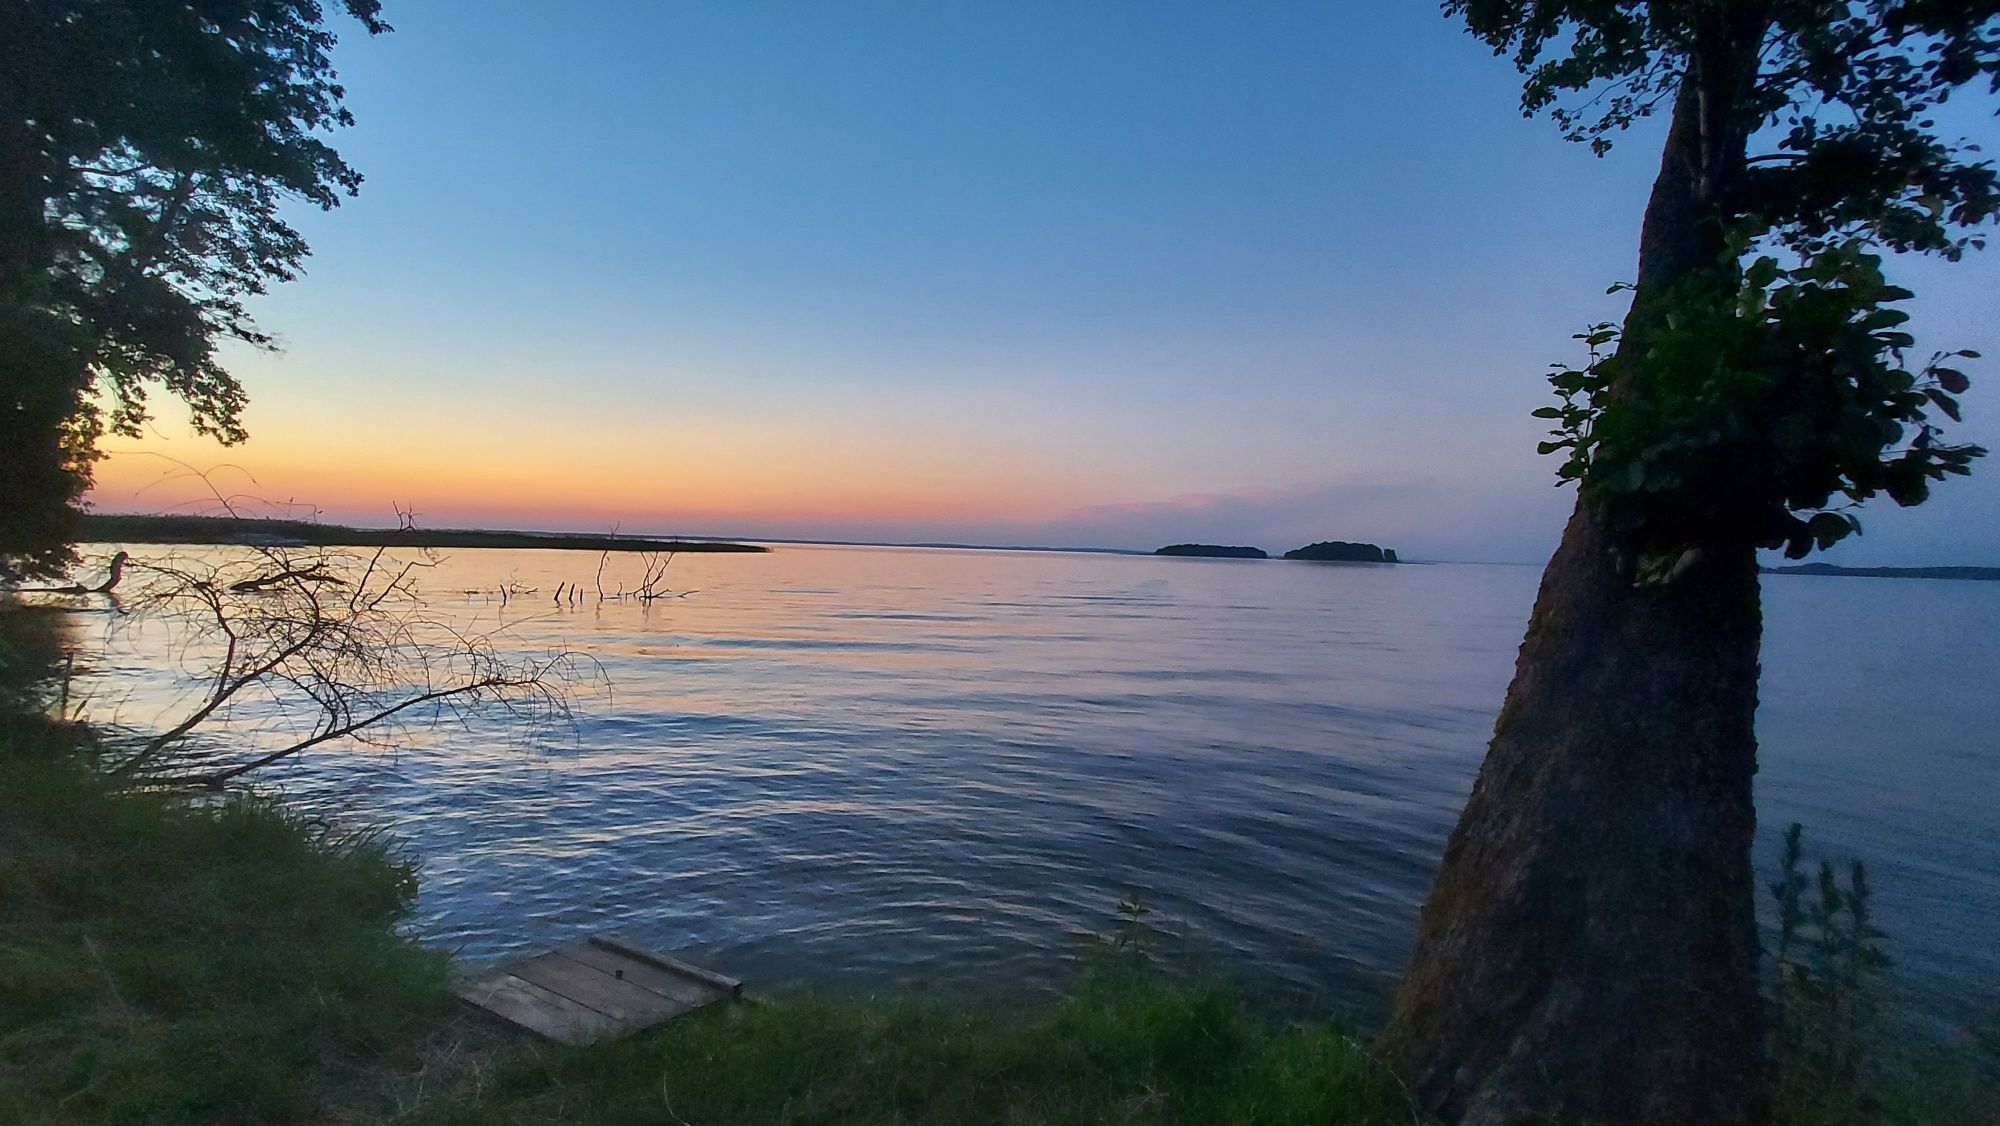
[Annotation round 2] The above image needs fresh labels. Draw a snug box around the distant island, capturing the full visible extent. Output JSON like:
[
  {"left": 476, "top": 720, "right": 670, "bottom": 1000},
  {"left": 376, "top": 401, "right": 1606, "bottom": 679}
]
[
  {"left": 1764, "top": 562, "right": 1999, "bottom": 582},
  {"left": 79, "top": 514, "right": 767, "bottom": 553},
  {"left": 1284, "top": 541, "right": 1397, "bottom": 563},
  {"left": 1150, "top": 540, "right": 1404, "bottom": 562},
  {"left": 1155, "top": 544, "right": 1269, "bottom": 559}
]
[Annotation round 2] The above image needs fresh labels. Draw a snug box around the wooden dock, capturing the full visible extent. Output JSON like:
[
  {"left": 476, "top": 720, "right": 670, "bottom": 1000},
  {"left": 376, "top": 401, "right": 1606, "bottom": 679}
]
[{"left": 455, "top": 934, "right": 741, "bottom": 1047}]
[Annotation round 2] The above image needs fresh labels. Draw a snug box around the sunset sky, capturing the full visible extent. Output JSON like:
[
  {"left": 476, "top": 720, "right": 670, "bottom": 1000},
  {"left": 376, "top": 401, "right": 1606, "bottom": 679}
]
[{"left": 90, "top": 1, "right": 2000, "bottom": 564}]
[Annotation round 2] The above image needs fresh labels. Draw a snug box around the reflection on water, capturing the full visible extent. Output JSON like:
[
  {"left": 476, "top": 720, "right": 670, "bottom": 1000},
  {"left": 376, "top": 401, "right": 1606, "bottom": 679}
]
[{"left": 67, "top": 543, "right": 2000, "bottom": 1023}]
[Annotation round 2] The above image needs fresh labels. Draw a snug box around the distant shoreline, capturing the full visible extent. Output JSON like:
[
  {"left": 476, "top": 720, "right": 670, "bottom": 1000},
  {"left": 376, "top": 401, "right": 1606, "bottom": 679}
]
[
  {"left": 1763, "top": 562, "right": 2000, "bottom": 582},
  {"left": 79, "top": 514, "right": 767, "bottom": 553},
  {"left": 78, "top": 517, "right": 1993, "bottom": 576}
]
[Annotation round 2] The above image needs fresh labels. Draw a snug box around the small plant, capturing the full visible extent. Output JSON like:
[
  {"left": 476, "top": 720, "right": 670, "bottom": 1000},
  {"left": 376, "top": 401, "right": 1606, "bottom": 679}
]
[
  {"left": 1767, "top": 823, "right": 1894, "bottom": 1122},
  {"left": 1088, "top": 888, "right": 1161, "bottom": 974},
  {"left": 1112, "top": 890, "right": 1155, "bottom": 952}
]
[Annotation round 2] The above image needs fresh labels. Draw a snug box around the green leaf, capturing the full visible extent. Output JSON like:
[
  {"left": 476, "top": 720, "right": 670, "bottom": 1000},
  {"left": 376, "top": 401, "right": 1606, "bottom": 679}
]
[
  {"left": 1925, "top": 388, "right": 1962, "bottom": 422},
  {"left": 1934, "top": 367, "right": 1970, "bottom": 394},
  {"left": 1808, "top": 512, "right": 1854, "bottom": 551},
  {"left": 1861, "top": 310, "right": 1911, "bottom": 332},
  {"left": 1886, "top": 472, "right": 1930, "bottom": 507}
]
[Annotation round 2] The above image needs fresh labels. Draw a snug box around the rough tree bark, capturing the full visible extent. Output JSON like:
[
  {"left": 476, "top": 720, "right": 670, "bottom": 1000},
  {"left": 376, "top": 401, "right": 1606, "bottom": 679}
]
[{"left": 1380, "top": 18, "right": 1778, "bottom": 1126}]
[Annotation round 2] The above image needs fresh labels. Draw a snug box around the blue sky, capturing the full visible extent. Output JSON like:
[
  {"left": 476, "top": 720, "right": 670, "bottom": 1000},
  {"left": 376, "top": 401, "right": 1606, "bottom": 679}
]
[{"left": 94, "top": 1, "right": 2000, "bottom": 563}]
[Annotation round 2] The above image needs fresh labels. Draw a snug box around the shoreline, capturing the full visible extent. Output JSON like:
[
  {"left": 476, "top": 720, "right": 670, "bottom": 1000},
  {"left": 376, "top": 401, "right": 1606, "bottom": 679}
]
[
  {"left": 78, "top": 513, "right": 768, "bottom": 554},
  {"left": 1763, "top": 562, "right": 2000, "bottom": 582}
]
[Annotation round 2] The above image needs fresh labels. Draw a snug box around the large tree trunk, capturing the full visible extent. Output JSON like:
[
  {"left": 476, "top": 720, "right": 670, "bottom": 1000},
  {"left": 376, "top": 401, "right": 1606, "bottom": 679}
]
[
  {"left": 1379, "top": 28, "right": 1776, "bottom": 1125},
  {"left": 1381, "top": 505, "right": 1764, "bottom": 1125}
]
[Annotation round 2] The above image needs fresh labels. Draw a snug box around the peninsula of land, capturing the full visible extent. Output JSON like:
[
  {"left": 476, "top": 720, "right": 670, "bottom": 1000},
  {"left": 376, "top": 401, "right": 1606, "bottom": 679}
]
[
  {"left": 79, "top": 514, "right": 767, "bottom": 553},
  {"left": 1764, "top": 562, "right": 2000, "bottom": 582}
]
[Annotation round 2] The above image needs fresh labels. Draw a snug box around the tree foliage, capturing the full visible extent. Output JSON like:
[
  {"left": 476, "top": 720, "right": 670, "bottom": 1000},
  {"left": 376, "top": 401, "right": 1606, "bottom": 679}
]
[
  {"left": 1540, "top": 249, "right": 1984, "bottom": 567},
  {"left": 1454, "top": 0, "right": 2000, "bottom": 568},
  {"left": 0, "top": 0, "right": 386, "bottom": 579}
]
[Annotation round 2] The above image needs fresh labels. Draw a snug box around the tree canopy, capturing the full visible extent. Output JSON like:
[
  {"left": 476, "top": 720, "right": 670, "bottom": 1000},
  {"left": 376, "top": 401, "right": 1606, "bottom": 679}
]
[
  {"left": 0, "top": 0, "right": 386, "bottom": 578},
  {"left": 1454, "top": 0, "right": 1998, "bottom": 569}
]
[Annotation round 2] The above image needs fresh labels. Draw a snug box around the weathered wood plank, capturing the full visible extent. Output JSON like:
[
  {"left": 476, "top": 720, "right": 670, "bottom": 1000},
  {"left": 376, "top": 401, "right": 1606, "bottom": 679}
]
[
  {"left": 511, "top": 951, "right": 689, "bottom": 1025},
  {"left": 557, "top": 941, "right": 721, "bottom": 1008},
  {"left": 456, "top": 972, "right": 621, "bottom": 1047},
  {"left": 455, "top": 934, "right": 738, "bottom": 1048},
  {"left": 588, "top": 934, "right": 744, "bottom": 998}
]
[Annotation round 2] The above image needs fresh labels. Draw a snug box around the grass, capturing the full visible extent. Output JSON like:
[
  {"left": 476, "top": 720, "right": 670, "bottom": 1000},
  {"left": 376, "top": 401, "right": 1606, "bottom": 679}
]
[
  {"left": 0, "top": 720, "right": 455, "bottom": 1124},
  {"left": 406, "top": 972, "right": 1419, "bottom": 1125}
]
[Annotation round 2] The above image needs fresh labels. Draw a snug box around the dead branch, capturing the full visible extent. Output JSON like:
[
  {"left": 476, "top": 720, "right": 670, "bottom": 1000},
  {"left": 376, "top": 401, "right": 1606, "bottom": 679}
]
[
  {"left": 96, "top": 542, "right": 597, "bottom": 787},
  {"left": 183, "top": 660, "right": 567, "bottom": 788},
  {"left": 226, "top": 561, "right": 347, "bottom": 593},
  {"left": 17, "top": 551, "right": 130, "bottom": 595},
  {"left": 584, "top": 550, "right": 683, "bottom": 603}
]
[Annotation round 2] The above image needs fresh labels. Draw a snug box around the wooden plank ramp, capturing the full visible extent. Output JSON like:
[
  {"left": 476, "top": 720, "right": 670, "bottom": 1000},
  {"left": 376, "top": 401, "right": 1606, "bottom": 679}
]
[{"left": 455, "top": 934, "right": 741, "bottom": 1047}]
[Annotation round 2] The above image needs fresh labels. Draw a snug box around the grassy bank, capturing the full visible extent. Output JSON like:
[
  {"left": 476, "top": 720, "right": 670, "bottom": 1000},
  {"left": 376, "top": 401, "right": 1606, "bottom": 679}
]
[
  {"left": 0, "top": 723, "right": 455, "bottom": 1124},
  {"left": 409, "top": 976, "right": 1415, "bottom": 1125}
]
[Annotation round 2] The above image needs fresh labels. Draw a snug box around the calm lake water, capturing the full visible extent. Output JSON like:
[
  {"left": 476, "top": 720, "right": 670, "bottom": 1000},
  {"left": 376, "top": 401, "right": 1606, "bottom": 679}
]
[{"left": 68, "top": 543, "right": 2000, "bottom": 1025}]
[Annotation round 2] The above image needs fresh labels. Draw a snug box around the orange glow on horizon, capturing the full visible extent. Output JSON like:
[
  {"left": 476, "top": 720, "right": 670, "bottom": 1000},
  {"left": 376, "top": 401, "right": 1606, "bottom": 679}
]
[{"left": 87, "top": 423, "right": 1099, "bottom": 535}]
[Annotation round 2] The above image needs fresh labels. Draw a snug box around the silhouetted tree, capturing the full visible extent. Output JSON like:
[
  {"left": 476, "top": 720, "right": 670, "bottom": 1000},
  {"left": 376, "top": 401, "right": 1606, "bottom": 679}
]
[
  {"left": 1382, "top": 4, "right": 1996, "bottom": 1125},
  {"left": 0, "top": 1, "right": 387, "bottom": 580}
]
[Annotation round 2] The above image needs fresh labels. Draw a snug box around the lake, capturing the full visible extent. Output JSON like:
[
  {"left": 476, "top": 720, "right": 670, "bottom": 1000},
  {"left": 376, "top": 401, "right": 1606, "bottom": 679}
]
[{"left": 66, "top": 543, "right": 2000, "bottom": 1026}]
